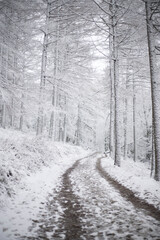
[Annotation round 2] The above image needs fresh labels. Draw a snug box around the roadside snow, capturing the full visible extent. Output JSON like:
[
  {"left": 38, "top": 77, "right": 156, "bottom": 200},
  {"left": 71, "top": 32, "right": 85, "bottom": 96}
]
[
  {"left": 70, "top": 156, "right": 160, "bottom": 239},
  {"left": 101, "top": 156, "right": 160, "bottom": 210},
  {"left": 0, "top": 129, "right": 90, "bottom": 240}
]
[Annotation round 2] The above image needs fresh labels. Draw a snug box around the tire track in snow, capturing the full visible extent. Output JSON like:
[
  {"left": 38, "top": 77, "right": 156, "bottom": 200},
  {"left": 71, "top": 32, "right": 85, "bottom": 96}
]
[
  {"left": 22, "top": 153, "right": 97, "bottom": 240},
  {"left": 70, "top": 156, "right": 160, "bottom": 239},
  {"left": 56, "top": 160, "right": 86, "bottom": 240},
  {"left": 52, "top": 152, "right": 98, "bottom": 240},
  {"left": 22, "top": 153, "right": 160, "bottom": 240},
  {"left": 96, "top": 157, "right": 160, "bottom": 222}
]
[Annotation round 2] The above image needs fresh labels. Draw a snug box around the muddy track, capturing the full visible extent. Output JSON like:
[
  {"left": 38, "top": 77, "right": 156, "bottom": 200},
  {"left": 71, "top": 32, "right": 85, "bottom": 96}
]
[
  {"left": 57, "top": 152, "right": 98, "bottom": 240},
  {"left": 21, "top": 154, "right": 160, "bottom": 240},
  {"left": 57, "top": 160, "right": 86, "bottom": 240},
  {"left": 22, "top": 153, "right": 97, "bottom": 240},
  {"left": 96, "top": 157, "right": 160, "bottom": 222}
]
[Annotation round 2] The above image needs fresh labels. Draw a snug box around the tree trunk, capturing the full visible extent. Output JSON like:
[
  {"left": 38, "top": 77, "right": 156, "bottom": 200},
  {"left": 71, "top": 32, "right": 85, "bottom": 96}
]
[
  {"left": 109, "top": 1, "right": 114, "bottom": 157},
  {"left": 48, "top": 13, "right": 59, "bottom": 139},
  {"left": 19, "top": 94, "right": 24, "bottom": 130},
  {"left": 48, "top": 61, "right": 58, "bottom": 139},
  {"left": 37, "top": 1, "right": 50, "bottom": 135},
  {"left": 10, "top": 74, "right": 15, "bottom": 128},
  {"left": 76, "top": 104, "right": 80, "bottom": 145},
  {"left": 123, "top": 67, "right": 129, "bottom": 160},
  {"left": 1, "top": 103, "right": 6, "bottom": 128},
  {"left": 132, "top": 72, "right": 136, "bottom": 162},
  {"left": 49, "top": 111, "right": 54, "bottom": 138},
  {"left": 19, "top": 60, "right": 26, "bottom": 131},
  {"left": 112, "top": 0, "right": 121, "bottom": 167},
  {"left": 145, "top": 0, "right": 160, "bottom": 181},
  {"left": 151, "top": 129, "right": 155, "bottom": 177},
  {"left": 63, "top": 113, "right": 67, "bottom": 142}
]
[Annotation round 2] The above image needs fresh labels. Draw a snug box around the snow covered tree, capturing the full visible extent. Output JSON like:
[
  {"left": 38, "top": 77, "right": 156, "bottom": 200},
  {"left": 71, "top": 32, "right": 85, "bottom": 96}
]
[
  {"left": 37, "top": 0, "right": 50, "bottom": 135},
  {"left": 145, "top": 0, "right": 160, "bottom": 181}
]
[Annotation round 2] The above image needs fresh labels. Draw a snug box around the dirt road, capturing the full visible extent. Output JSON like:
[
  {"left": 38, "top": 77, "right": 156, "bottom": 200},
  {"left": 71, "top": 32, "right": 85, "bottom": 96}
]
[{"left": 23, "top": 154, "right": 160, "bottom": 240}]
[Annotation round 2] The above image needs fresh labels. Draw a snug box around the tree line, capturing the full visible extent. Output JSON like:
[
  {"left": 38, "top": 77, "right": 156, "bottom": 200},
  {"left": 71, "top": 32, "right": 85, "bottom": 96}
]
[{"left": 0, "top": 0, "right": 160, "bottom": 181}]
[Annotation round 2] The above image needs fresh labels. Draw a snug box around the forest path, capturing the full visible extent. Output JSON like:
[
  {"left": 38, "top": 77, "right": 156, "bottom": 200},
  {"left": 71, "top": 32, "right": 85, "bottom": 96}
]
[{"left": 23, "top": 154, "right": 160, "bottom": 240}]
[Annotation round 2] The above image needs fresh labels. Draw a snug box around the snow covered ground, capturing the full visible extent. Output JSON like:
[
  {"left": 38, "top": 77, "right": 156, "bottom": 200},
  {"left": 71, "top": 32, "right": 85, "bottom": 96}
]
[
  {"left": 0, "top": 129, "right": 89, "bottom": 240},
  {"left": 69, "top": 156, "right": 160, "bottom": 239},
  {"left": 1, "top": 128, "right": 160, "bottom": 240},
  {"left": 10, "top": 153, "right": 159, "bottom": 240},
  {"left": 101, "top": 156, "right": 160, "bottom": 211}
]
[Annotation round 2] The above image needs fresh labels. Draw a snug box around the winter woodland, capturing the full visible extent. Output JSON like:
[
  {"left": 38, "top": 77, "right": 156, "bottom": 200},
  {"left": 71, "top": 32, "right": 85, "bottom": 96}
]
[{"left": 0, "top": 0, "right": 160, "bottom": 239}]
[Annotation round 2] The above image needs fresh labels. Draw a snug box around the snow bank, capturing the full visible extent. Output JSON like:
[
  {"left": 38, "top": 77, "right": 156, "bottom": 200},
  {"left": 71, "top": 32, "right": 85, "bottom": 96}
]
[
  {"left": 0, "top": 129, "right": 89, "bottom": 239},
  {"left": 101, "top": 157, "right": 160, "bottom": 210},
  {"left": 0, "top": 128, "right": 88, "bottom": 207}
]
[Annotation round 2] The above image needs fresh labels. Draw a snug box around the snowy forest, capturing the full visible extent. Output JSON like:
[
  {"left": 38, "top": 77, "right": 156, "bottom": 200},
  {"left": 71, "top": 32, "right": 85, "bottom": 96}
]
[{"left": 0, "top": 0, "right": 160, "bottom": 239}]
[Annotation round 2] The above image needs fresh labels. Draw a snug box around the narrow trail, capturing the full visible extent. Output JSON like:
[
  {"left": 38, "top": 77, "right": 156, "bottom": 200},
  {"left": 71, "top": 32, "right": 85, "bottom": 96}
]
[
  {"left": 22, "top": 154, "right": 160, "bottom": 240},
  {"left": 54, "top": 160, "right": 87, "bottom": 240},
  {"left": 22, "top": 154, "right": 97, "bottom": 240}
]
